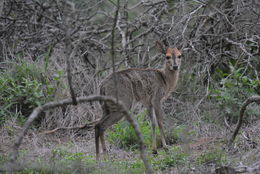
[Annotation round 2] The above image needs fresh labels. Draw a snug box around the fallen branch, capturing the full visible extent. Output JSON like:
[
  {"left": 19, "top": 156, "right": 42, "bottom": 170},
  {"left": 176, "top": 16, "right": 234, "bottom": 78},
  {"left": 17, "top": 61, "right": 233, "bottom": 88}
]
[
  {"left": 228, "top": 95, "right": 260, "bottom": 146},
  {"left": 9, "top": 95, "right": 153, "bottom": 174},
  {"left": 39, "top": 119, "right": 99, "bottom": 134},
  {"left": 215, "top": 161, "right": 260, "bottom": 174}
]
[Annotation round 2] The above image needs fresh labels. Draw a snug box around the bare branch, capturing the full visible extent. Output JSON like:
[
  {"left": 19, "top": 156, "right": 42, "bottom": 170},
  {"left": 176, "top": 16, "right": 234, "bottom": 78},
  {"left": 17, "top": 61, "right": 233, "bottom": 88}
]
[
  {"left": 228, "top": 96, "right": 260, "bottom": 146},
  {"left": 225, "top": 38, "right": 253, "bottom": 57},
  {"left": 65, "top": 29, "right": 77, "bottom": 105},
  {"left": 111, "top": 0, "right": 120, "bottom": 102},
  {"left": 39, "top": 119, "right": 100, "bottom": 134}
]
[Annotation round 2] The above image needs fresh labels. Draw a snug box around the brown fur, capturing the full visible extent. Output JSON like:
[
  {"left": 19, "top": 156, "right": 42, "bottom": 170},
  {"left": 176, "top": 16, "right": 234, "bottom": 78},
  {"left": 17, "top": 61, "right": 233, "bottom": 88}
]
[{"left": 95, "top": 46, "right": 182, "bottom": 160}]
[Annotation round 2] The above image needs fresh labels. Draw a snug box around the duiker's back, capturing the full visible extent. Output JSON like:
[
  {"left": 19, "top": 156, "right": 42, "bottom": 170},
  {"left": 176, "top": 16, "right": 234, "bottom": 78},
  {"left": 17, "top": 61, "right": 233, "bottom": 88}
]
[{"left": 100, "top": 68, "right": 167, "bottom": 109}]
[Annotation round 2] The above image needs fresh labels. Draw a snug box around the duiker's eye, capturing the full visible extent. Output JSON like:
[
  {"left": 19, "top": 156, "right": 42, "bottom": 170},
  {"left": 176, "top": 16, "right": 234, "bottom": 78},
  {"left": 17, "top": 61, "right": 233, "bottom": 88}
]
[
  {"left": 166, "top": 56, "right": 171, "bottom": 60},
  {"left": 178, "top": 55, "right": 182, "bottom": 59}
]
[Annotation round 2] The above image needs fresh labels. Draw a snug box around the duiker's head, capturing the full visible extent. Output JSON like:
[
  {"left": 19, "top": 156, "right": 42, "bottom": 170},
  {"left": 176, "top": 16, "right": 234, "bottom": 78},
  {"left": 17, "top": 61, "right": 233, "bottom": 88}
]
[
  {"left": 156, "top": 41, "right": 182, "bottom": 71},
  {"left": 165, "top": 48, "right": 181, "bottom": 71}
]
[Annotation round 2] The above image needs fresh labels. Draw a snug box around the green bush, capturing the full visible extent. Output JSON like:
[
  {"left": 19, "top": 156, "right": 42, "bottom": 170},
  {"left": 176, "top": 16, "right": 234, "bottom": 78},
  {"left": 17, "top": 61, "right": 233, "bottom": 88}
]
[
  {"left": 0, "top": 61, "right": 64, "bottom": 124},
  {"left": 107, "top": 109, "right": 157, "bottom": 150},
  {"left": 210, "top": 64, "right": 259, "bottom": 123}
]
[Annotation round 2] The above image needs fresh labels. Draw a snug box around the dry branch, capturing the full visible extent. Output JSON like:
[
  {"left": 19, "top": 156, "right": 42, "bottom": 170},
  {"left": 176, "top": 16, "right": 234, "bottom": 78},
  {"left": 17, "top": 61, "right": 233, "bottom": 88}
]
[
  {"left": 215, "top": 161, "right": 260, "bottom": 174},
  {"left": 65, "top": 29, "right": 77, "bottom": 105},
  {"left": 40, "top": 119, "right": 99, "bottom": 134},
  {"left": 111, "top": 0, "right": 120, "bottom": 101},
  {"left": 228, "top": 96, "right": 260, "bottom": 146},
  {"left": 9, "top": 95, "right": 153, "bottom": 174}
]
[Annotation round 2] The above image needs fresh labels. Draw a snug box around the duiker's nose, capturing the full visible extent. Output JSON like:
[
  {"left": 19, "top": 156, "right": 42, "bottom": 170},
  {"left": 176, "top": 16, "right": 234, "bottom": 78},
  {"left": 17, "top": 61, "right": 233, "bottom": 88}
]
[{"left": 172, "top": 65, "right": 178, "bottom": 70}]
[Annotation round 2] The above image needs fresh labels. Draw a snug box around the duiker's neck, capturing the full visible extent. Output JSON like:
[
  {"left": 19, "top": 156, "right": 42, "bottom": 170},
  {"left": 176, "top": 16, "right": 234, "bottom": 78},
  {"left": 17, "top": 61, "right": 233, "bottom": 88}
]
[{"left": 161, "top": 64, "right": 180, "bottom": 94}]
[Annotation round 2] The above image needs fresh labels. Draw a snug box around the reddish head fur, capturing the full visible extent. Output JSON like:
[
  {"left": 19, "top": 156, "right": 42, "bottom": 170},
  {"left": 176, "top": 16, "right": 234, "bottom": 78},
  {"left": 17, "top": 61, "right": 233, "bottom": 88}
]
[{"left": 166, "top": 48, "right": 181, "bottom": 57}]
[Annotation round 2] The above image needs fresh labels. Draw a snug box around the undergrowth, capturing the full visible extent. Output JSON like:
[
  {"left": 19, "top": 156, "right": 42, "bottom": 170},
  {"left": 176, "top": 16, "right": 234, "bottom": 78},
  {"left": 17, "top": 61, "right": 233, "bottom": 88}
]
[
  {"left": 0, "top": 144, "right": 190, "bottom": 174},
  {"left": 107, "top": 109, "right": 158, "bottom": 150},
  {"left": 210, "top": 63, "right": 260, "bottom": 123},
  {"left": 0, "top": 60, "right": 64, "bottom": 125}
]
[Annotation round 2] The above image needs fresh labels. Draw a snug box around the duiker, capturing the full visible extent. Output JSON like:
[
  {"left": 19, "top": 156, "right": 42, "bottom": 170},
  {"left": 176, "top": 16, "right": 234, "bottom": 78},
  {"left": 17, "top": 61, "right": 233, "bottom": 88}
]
[{"left": 95, "top": 42, "right": 182, "bottom": 160}]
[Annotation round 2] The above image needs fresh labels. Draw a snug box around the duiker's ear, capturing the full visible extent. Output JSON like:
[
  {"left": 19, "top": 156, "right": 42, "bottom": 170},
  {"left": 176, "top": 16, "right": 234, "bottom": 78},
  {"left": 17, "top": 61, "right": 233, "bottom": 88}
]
[
  {"left": 155, "top": 41, "right": 166, "bottom": 54},
  {"left": 173, "top": 48, "right": 181, "bottom": 57}
]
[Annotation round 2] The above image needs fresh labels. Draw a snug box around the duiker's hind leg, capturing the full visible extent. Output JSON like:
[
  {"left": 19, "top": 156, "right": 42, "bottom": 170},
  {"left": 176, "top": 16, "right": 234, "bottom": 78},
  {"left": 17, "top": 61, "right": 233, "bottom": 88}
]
[
  {"left": 95, "top": 124, "right": 108, "bottom": 160},
  {"left": 95, "top": 111, "right": 124, "bottom": 160},
  {"left": 95, "top": 103, "right": 109, "bottom": 161},
  {"left": 95, "top": 121, "right": 109, "bottom": 160}
]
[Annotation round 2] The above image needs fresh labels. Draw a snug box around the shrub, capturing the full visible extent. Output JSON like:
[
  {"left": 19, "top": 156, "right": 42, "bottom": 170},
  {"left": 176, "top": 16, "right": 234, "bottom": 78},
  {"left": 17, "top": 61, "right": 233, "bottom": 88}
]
[
  {"left": 0, "top": 61, "right": 64, "bottom": 124},
  {"left": 210, "top": 64, "right": 259, "bottom": 123}
]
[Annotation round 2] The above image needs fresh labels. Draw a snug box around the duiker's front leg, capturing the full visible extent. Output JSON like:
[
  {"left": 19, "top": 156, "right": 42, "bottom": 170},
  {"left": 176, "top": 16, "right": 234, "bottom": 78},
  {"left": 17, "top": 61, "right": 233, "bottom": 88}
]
[
  {"left": 147, "top": 106, "right": 157, "bottom": 154},
  {"left": 154, "top": 104, "right": 168, "bottom": 150}
]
